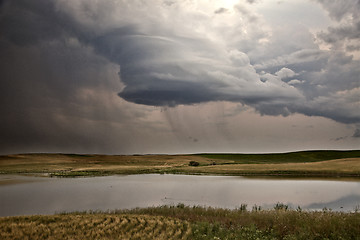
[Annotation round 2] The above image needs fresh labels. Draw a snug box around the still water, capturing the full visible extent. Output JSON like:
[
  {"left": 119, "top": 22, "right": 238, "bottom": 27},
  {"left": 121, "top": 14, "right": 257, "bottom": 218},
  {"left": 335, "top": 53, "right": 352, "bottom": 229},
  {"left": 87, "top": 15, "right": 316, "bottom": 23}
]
[{"left": 1, "top": 174, "right": 359, "bottom": 216}]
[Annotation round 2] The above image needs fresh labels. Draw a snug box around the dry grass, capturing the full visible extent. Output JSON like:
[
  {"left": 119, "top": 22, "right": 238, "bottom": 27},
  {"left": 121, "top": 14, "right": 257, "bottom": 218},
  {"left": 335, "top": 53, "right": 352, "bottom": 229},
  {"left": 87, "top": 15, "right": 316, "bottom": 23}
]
[
  {"left": 0, "top": 154, "right": 227, "bottom": 176},
  {"left": 0, "top": 153, "right": 359, "bottom": 177},
  {"left": 1, "top": 207, "right": 359, "bottom": 240},
  {"left": 179, "top": 157, "right": 360, "bottom": 176},
  {"left": 124, "top": 205, "right": 360, "bottom": 240},
  {"left": 0, "top": 213, "right": 192, "bottom": 240}
]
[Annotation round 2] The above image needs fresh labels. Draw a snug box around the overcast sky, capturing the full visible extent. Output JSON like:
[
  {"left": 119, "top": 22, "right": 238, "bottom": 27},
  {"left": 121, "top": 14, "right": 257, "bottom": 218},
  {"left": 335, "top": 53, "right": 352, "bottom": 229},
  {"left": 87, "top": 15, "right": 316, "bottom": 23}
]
[{"left": 0, "top": 0, "right": 359, "bottom": 154}]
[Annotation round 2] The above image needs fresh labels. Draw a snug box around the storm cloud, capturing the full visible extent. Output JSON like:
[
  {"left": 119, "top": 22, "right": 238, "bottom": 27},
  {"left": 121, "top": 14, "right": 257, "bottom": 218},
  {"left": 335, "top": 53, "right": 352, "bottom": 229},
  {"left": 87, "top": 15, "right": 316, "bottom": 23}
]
[{"left": 0, "top": 0, "right": 359, "bottom": 154}]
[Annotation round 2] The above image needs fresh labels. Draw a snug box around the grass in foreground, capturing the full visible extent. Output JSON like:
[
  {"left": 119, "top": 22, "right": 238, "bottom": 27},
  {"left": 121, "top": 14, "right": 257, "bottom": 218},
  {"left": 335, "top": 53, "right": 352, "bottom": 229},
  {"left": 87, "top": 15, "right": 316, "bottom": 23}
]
[
  {"left": 0, "top": 213, "right": 191, "bottom": 240},
  {"left": 1, "top": 205, "right": 359, "bottom": 240},
  {"left": 0, "top": 150, "right": 359, "bottom": 177}
]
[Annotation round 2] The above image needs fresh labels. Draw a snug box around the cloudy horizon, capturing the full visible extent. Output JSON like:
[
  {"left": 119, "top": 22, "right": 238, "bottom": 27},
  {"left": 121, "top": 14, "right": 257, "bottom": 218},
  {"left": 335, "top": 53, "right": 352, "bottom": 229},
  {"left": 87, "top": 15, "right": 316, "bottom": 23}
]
[{"left": 0, "top": 0, "right": 359, "bottom": 155}]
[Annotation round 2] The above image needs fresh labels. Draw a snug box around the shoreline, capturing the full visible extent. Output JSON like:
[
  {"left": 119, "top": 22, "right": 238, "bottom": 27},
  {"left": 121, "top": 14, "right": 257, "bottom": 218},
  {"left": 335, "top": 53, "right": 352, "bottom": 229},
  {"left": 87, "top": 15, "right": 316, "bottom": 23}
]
[{"left": 1, "top": 168, "right": 360, "bottom": 179}]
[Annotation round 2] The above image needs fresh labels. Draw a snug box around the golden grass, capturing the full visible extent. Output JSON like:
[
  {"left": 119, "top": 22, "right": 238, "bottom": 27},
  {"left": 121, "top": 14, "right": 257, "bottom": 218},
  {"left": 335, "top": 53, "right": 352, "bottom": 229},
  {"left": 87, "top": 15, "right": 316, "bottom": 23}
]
[
  {"left": 0, "top": 154, "right": 225, "bottom": 175},
  {"left": 0, "top": 214, "right": 192, "bottom": 240},
  {"left": 1, "top": 208, "right": 359, "bottom": 240},
  {"left": 0, "top": 154, "right": 359, "bottom": 177},
  {"left": 180, "top": 158, "right": 360, "bottom": 175}
]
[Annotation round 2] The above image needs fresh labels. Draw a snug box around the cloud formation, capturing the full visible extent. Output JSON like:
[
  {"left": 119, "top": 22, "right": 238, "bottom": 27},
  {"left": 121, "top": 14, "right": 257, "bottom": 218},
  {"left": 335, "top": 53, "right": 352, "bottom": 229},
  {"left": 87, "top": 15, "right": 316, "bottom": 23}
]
[
  {"left": 1, "top": 0, "right": 358, "bottom": 124},
  {"left": 315, "top": 0, "right": 360, "bottom": 50},
  {"left": 0, "top": 0, "right": 359, "bottom": 154}
]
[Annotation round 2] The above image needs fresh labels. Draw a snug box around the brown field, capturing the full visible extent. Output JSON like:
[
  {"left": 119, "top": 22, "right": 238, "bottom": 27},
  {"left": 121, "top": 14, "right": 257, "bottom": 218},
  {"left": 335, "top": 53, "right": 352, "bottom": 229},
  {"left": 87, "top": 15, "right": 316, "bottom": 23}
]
[
  {"left": 1, "top": 207, "right": 360, "bottom": 240},
  {"left": 0, "top": 153, "right": 359, "bottom": 177}
]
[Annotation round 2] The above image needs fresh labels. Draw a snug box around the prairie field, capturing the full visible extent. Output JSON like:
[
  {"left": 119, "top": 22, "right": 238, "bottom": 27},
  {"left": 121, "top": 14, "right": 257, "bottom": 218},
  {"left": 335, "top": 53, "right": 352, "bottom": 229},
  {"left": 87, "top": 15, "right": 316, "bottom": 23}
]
[{"left": 0, "top": 150, "right": 359, "bottom": 177}]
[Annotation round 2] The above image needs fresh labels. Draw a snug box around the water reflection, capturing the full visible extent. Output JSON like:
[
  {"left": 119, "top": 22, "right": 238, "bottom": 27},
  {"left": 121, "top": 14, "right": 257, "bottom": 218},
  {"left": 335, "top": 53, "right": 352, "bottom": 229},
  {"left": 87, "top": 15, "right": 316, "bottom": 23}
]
[
  {"left": 306, "top": 195, "right": 360, "bottom": 211},
  {"left": 0, "top": 174, "right": 359, "bottom": 216}
]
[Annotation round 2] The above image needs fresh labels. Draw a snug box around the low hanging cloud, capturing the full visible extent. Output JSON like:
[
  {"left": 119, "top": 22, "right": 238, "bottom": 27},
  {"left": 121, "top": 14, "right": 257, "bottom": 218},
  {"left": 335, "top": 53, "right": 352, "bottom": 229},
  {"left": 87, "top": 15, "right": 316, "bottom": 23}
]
[{"left": 0, "top": 0, "right": 359, "bottom": 128}]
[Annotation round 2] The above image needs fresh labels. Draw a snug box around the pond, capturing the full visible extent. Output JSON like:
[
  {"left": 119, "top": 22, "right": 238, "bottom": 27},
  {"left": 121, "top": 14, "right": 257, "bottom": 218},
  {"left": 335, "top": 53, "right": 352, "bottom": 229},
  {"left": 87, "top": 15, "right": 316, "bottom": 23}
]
[{"left": 1, "top": 174, "right": 360, "bottom": 216}]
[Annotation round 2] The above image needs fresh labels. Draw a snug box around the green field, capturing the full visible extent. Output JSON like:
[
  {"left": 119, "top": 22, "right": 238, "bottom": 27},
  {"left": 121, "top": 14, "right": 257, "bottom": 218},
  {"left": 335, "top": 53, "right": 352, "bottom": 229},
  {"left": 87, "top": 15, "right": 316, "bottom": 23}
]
[
  {"left": 1, "top": 205, "right": 359, "bottom": 240},
  {"left": 0, "top": 150, "right": 360, "bottom": 177},
  {"left": 198, "top": 150, "right": 360, "bottom": 164}
]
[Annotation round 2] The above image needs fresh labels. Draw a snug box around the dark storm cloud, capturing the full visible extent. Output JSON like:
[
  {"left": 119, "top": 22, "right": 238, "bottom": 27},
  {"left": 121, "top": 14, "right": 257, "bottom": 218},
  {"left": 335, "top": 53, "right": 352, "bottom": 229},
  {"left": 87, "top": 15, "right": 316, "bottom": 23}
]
[
  {"left": 0, "top": 0, "right": 77, "bottom": 46},
  {"left": 0, "top": 0, "right": 135, "bottom": 154},
  {"left": 0, "top": 0, "right": 359, "bottom": 155},
  {"left": 119, "top": 79, "right": 217, "bottom": 106}
]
